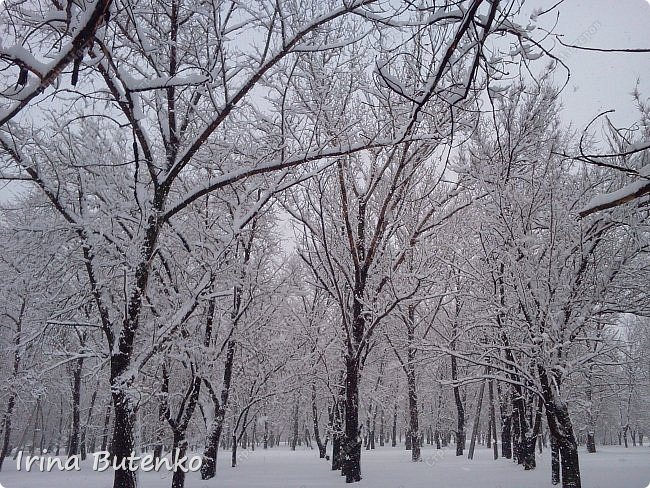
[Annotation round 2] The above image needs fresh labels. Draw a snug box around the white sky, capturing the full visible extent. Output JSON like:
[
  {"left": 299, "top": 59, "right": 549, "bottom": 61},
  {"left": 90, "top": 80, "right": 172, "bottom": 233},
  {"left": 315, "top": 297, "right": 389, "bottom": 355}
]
[
  {"left": 534, "top": 0, "right": 650, "bottom": 128},
  {"left": 1, "top": 1, "right": 650, "bottom": 202}
]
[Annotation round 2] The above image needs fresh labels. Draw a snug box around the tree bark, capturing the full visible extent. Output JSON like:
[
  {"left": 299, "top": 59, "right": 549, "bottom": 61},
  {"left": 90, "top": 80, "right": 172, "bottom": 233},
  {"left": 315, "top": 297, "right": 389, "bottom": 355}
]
[
  {"left": 551, "top": 435, "right": 560, "bottom": 485},
  {"left": 171, "top": 433, "right": 188, "bottom": 488},
  {"left": 231, "top": 433, "right": 237, "bottom": 467},
  {"left": 0, "top": 302, "right": 23, "bottom": 472},
  {"left": 539, "top": 365, "right": 581, "bottom": 488},
  {"left": 523, "top": 396, "right": 543, "bottom": 470},
  {"left": 451, "top": 357, "right": 465, "bottom": 456},
  {"left": 405, "top": 306, "right": 420, "bottom": 462},
  {"left": 201, "top": 339, "right": 235, "bottom": 480},
  {"left": 391, "top": 403, "right": 397, "bottom": 448},
  {"left": 263, "top": 418, "right": 269, "bottom": 449},
  {"left": 100, "top": 403, "right": 112, "bottom": 453},
  {"left": 311, "top": 384, "right": 325, "bottom": 458},
  {"left": 497, "top": 383, "right": 512, "bottom": 459},
  {"left": 80, "top": 387, "right": 98, "bottom": 460},
  {"left": 291, "top": 397, "right": 299, "bottom": 451},
  {"left": 467, "top": 379, "right": 485, "bottom": 460},
  {"left": 111, "top": 387, "right": 137, "bottom": 488},
  {"left": 451, "top": 298, "right": 465, "bottom": 456},
  {"left": 343, "top": 355, "right": 361, "bottom": 482},
  {"left": 488, "top": 378, "right": 498, "bottom": 460}
]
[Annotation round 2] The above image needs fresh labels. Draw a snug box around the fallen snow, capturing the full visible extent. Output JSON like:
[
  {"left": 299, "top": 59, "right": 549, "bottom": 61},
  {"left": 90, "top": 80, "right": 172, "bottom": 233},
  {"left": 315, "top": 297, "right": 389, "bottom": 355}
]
[{"left": 1, "top": 443, "right": 649, "bottom": 488}]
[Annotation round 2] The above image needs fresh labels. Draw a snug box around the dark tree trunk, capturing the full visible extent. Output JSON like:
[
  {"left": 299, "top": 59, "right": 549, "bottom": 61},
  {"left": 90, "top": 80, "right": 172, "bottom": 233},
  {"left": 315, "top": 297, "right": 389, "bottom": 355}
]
[
  {"left": 453, "top": 383, "right": 465, "bottom": 457},
  {"left": 435, "top": 387, "right": 443, "bottom": 450},
  {"left": 585, "top": 363, "right": 597, "bottom": 453},
  {"left": 332, "top": 384, "right": 344, "bottom": 471},
  {"left": 251, "top": 420, "right": 256, "bottom": 451},
  {"left": 111, "top": 387, "right": 137, "bottom": 488},
  {"left": 154, "top": 401, "right": 165, "bottom": 461},
  {"left": 231, "top": 433, "right": 237, "bottom": 467},
  {"left": 501, "top": 411, "right": 512, "bottom": 459},
  {"left": 201, "top": 340, "right": 235, "bottom": 480},
  {"left": 467, "top": 378, "right": 486, "bottom": 460},
  {"left": 100, "top": 404, "right": 112, "bottom": 452},
  {"left": 391, "top": 403, "right": 397, "bottom": 447},
  {"left": 512, "top": 405, "right": 522, "bottom": 464},
  {"left": 291, "top": 398, "right": 299, "bottom": 451},
  {"left": 0, "top": 393, "right": 16, "bottom": 472},
  {"left": 263, "top": 418, "right": 269, "bottom": 449},
  {"left": 405, "top": 305, "right": 420, "bottom": 462},
  {"left": 162, "top": 364, "right": 201, "bottom": 488},
  {"left": 539, "top": 365, "right": 581, "bottom": 488},
  {"left": 551, "top": 435, "right": 560, "bottom": 485},
  {"left": 56, "top": 399, "right": 64, "bottom": 456},
  {"left": 586, "top": 432, "right": 596, "bottom": 453},
  {"left": 171, "top": 433, "right": 188, "bottom": 488},
  {"left": 80, "top": 387, "right": 98, "bottom": 460},
  {"left": 370, "top": 407, "right": 377, "bottom": 450},
  {"left": 523, "top": 396, "right": 543, "bottom": 470},
  {"left": 488, "top": 379, "right": 498, "bottom": 460},
  {"left": 68, "top": 358, "right": 83, "bottom": 457},
  {"left": 0, "top": 311, "right": 23, "bottom": 472},
  {"left": 343, "top": 355, "right": 361, "bottom": 482},
  {"left": 451, "top": 318, "right": 465, "bottom": 456}
]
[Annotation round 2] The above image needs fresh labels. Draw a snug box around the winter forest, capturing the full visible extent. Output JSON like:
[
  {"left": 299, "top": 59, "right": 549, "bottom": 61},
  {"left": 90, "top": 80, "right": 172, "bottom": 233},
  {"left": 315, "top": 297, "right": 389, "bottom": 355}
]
[{"left": 0, "top": 1, "right": 649, "bottom": 488}]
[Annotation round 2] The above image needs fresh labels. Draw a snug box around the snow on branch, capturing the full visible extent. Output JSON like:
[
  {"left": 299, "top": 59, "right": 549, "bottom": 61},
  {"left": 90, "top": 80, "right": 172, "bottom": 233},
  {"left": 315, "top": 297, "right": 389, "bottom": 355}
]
[
  {"left": 579, "top": 168, "right": 650, "bottom": 217},
  {"left": 0, "top": 0, "right": 114, "bottom": 127}
]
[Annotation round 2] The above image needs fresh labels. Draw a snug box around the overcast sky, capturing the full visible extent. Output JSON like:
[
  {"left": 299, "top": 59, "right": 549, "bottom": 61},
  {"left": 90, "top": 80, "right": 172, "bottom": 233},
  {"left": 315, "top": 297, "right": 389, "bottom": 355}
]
[
  {"left": 1, "top": 1, "right": 650, "bottom": 203},
  {"left": 532, "top": 0, "right": 650, "bottom": 129}
]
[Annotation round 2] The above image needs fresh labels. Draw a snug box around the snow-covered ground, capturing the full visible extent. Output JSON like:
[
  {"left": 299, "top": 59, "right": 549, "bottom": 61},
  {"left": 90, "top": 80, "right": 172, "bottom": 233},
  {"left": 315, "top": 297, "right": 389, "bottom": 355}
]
[{"left": 1, "top": 444, "right": 649, "bottom": 488}]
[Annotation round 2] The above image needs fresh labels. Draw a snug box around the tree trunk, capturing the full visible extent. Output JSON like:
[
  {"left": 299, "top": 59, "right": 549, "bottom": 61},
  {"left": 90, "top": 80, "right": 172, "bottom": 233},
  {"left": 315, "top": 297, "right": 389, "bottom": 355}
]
[
  {"left": 201, "top": 340, "right": 235, "bottom": 480},
  {"left": 0, "top": 305, "right": 22, "bottom": 472},
  {"left": 291, "top": 398, "right": 299, "bottom": 451},
  {"left": 231, "top": 433, "right": 237, "bottom": 467},
  {"left": 512, "top": 404, "right": 522, "bottom": 464},
  {"left": 0, "top": 392, "right": 16, "bottom": 472},
  {"left": 586, "top": 432, "right": 596, "bottom": 453},
  {"left": 585, "top": 363, "right": 597, "bottom": 453},
  {"left": 391, "top": 403, "right": 397, "bottom": 448},
  {"left": 523, "top": 396, "right": 543, "bottom": 470},
  {"left": 67, "top": 358, "right": 83, "bottom": 456},
  {"left": 452, "top": 384, "right": 465, "bottom": 455},
  {"left": 111, "top": 387, "right": 138, "bottom": 488},
  {"left": 467, "top": 379, "right": 486, "bottom": 460},
  {"left": 488, "top": 379, "right": 498, "bottom": 460},
  {"left": 56, "top": 399, "right": 64, "bottom": 456},
  {"left": 332, "top": 401, "right": 343, "bottom": 471},
  {"left": 405, "top": 330, "right": 420, "bottom": 459},
  {"left": 263, "top": 418, "right": 269, "bottom": 449},
  {"left": 343, "top": 355, "right": 361, "bottom": 482},
  {"left": 451, "top": 347, "right": 465, "bottom": 456},
  {"left": 251, "top": 420, "right": 256, "bottom": 451},
  {"left": 551, "top": 435, "right": 560, "bottom": 485},
  {"left": 101, "top": 404, "right": 112, "bottom": 452},
  {"left": 370, "top": 406, "right": 377, "bottom": 450},
  {"left": 539, "top": 365, "right": 581, "bottom": 488},
  {"left": 81, "top": 387, "right": 98, "bottom": 460},
  {"left": 171, "top": 433, "right": 188, "bottom": 488}
]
